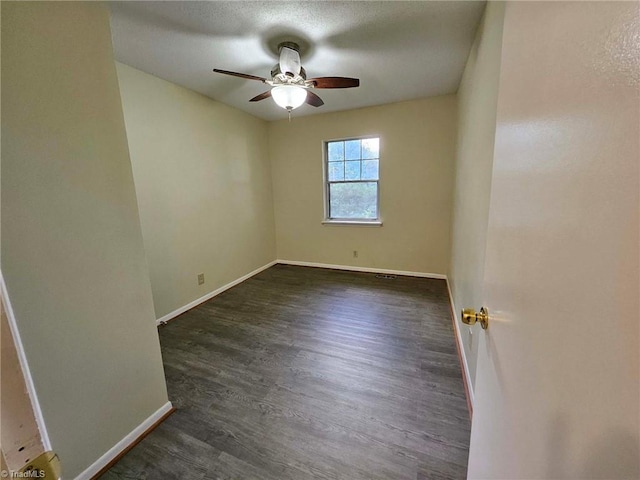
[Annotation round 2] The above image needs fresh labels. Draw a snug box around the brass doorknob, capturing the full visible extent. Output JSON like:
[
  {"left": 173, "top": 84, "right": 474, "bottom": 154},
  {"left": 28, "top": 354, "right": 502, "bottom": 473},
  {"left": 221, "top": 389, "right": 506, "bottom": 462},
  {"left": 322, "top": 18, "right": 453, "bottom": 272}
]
[
  {"left": 461, "top": 307, "right": 489, "bottom": 330},
  {"left": 18, "top": 451, "right": 61, "bottom": 479}
]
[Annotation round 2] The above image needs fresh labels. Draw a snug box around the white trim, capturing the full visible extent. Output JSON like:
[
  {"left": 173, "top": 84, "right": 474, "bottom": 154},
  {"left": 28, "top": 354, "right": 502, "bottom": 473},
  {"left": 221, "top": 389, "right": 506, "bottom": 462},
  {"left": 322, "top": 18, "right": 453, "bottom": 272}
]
[
  {"left": 156, "top": 260, "right": 277, "bottom": 326},
  {"left": 321, "top": 220, "right": 383, "bottom": 227},
  {"left": 276, "top": 259, "right": 446, "bottom": 279},
  {"left": 322, "top": 136, "right": 382, "bottom": 227},
  {"left": 74, "top": 401, "right": 173, "bottom": 480},
  {"left": 0, "top": 271, "right": 52, "bottom": 451},
  {"left": 445, "top": 278, "right": 475, "bottom": 407}
]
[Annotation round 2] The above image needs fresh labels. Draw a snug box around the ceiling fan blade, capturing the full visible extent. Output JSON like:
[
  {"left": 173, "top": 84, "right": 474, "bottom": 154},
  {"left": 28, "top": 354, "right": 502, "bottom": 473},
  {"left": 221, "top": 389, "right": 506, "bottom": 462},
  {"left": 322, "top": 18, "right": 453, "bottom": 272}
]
[
  {"left": 213, "top": 69, "right": 267, "bottom": 82},
  {"left": 279, "top": 46, "right": 301, "bottom": 77},
  {"left": 309, "top": 77, "right": 360, "bottom": 89},
  {"left": 249, "top": 90, "right": 272, "bottom": 102},
  {"left": 305, "top": 90, "right": 324, "bottom": 107}
]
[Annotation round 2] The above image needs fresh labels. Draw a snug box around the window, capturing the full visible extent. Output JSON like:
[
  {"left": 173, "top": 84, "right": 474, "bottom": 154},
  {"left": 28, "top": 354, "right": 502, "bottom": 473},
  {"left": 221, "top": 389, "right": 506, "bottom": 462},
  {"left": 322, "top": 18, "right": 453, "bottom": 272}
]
[{"left": 324, "top": 137, "right": 380, "bottom": 223}]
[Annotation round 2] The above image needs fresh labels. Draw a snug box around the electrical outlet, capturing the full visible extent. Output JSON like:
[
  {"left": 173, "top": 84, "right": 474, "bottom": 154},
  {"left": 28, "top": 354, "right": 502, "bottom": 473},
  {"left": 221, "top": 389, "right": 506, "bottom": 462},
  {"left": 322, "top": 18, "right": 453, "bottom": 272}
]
[
  {"left": 353, "top": 250, "right": 358, "bottom": 258},
  {"left": 197, "top": 273, "right": 205, "bottom": 285}
]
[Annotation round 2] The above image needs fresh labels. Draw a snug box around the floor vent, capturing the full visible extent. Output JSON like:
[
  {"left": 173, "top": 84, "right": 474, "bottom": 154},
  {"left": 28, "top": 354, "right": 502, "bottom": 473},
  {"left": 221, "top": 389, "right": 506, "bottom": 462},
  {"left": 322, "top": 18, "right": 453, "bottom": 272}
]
[{"left": 375, "top": 274, "right": 397, "bottom": 279}]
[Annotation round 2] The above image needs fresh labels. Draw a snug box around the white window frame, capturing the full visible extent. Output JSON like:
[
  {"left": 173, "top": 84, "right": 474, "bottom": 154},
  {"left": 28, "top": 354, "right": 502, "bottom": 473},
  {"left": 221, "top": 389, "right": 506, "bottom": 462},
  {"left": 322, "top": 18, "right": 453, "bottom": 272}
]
[{"left": 322, "top": 135, "right": 382, "bottom": 226}]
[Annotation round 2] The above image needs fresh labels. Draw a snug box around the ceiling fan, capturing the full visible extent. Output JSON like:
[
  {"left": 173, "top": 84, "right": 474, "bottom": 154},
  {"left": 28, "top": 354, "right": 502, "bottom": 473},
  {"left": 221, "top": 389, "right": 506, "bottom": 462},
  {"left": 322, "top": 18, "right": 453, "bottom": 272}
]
[{"left": 213, "top": 42, "right": 360, "bottom": 116}]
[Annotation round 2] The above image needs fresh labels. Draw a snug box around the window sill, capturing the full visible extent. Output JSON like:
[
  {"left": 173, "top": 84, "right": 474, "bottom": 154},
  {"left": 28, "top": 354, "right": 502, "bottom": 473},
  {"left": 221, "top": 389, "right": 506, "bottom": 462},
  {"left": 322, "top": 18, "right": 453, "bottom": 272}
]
[{"left": 322, "top": 220, "right": 383, "bottom": 227}]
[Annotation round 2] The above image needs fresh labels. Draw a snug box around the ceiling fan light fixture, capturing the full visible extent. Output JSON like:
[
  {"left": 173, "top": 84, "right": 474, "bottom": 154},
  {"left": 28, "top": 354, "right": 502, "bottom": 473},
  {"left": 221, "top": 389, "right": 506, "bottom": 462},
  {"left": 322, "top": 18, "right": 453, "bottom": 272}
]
[{"left": 271, "top": 85, "right": 307, "bottom": 111}]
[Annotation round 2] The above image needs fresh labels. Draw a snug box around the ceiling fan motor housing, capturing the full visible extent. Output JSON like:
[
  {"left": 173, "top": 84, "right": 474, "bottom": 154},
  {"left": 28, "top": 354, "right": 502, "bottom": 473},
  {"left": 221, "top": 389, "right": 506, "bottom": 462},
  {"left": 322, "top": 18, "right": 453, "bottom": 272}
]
[
  {"left": 276, "top": 42, "right": 303, "bottom": 79},
  {"left": 271, "top": 64, "right": 307, "bottom": 81}
]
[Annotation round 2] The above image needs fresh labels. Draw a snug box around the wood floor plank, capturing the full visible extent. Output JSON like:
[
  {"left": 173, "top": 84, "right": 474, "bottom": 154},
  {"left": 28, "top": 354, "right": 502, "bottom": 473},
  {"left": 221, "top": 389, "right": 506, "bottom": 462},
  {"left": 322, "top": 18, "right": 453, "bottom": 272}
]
[
  {"left": 100, "top": 265, "right": 471, "bottom": 479},
  {"left": 100, "top": 420, "right": 221, "bottom": 480}
]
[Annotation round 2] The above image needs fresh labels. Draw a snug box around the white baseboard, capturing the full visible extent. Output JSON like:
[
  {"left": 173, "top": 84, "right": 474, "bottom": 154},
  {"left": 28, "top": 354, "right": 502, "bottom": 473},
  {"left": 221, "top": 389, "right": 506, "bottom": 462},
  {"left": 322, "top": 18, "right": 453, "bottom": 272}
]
[
  {"left": 74, "top": 401, "right": 173, "bottom": 480},
  {"left": 156, "top": 260, "right": 277, "bottom": 325},
  {"left": 445, "top": 278, "right": 475, "bottom": 408},
  {"left": 151, "top": 259, "right": 470, "bottom": 408},
  {"left": 0, "top": 271, "right": 52, "bottom": 451},
  {"left": 276, "top": 259, "right": 447, "bottom": 279}
]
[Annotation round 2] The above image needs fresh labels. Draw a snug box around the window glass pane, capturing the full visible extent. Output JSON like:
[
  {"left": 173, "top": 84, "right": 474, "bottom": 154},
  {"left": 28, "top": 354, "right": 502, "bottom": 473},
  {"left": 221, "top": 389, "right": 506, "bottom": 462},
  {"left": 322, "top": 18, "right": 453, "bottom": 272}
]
[
  {"left": 329, "top": 182, "right": 378, "bottom": 219},
  {"left": 344, "top": 161, "right": 361, "bottom": 180},
  {"left": 362, "top": 138, "right": 379, "bottom": 159},
  {"left": 328, "top": 162, "right": 344, "bottom": 181},
  {"left": 344, "top": 140, "right": 361, "bottom": 160},
  {"left": 328, "top": 141, "right": 344, "bottom": 161},
  {"left": 361, "top": 159, "right": 379, "bottom": 180}
]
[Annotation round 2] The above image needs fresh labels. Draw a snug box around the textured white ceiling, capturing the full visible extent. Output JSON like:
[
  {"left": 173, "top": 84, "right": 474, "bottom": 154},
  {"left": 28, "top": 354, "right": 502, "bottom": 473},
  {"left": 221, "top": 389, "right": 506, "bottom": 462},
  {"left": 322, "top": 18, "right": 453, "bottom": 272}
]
[{"left": 109, "top": 1, "right": 485, "bottom": 121}]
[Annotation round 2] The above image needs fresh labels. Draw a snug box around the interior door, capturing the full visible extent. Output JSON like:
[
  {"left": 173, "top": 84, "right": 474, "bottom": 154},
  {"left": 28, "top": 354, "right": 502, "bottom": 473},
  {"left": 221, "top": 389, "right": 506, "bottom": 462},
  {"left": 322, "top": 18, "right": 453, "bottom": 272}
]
[
  {"left": 1, "top": 294, "right": 44, "bottom": 471},
  {"left": 467, "top": 2, "right": 639, "bottom": 478}
]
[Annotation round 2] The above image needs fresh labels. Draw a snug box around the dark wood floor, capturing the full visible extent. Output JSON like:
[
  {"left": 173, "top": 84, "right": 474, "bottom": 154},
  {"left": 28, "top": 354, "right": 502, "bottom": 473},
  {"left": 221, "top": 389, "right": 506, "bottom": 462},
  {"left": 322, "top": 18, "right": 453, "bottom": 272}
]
[{"left": 101, "top": 265, "right": 471, "bottom": 480}]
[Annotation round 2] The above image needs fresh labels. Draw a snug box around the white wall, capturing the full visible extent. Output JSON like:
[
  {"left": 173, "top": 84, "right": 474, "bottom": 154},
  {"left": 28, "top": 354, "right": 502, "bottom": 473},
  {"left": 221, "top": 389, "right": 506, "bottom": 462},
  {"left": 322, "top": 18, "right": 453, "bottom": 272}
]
[
  {"left": 269, "top": 97, "right": 457, "bottom": 275},
  {"left": 1, "top": 3, "right": 168, "bottom": 477},
  {"left": 468, "top": 2, "right": 639, "bottom": 477},
  {"left": 116, "top": 63, "right": 276, "bottom": 320},
  {"left": 448, "top": 2, "right": 505, "bottom": 395}
]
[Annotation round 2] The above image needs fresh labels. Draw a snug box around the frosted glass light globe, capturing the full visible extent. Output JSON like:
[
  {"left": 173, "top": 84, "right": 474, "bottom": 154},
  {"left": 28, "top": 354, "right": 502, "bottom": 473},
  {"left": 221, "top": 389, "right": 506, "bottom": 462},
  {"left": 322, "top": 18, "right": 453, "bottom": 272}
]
[{"left": 271, "top": 85, "right": 307, "bottom": 110}]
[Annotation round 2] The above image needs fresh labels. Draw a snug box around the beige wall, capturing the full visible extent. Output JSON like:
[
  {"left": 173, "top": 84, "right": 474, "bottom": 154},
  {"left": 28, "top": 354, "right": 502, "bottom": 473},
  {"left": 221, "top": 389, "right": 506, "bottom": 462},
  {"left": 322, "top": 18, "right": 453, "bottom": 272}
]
[
  {"left": 448, "top": 2, "right": 505, "bottom": 393},
  {"left": 1, "top": 3, "right": 168, "bottom": 478},
  {"left": 116, "top": 64, "right": 276, "bottom": 320},
  {"left": 269, "top": 97, "right": 456, "bottom": 274}
]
